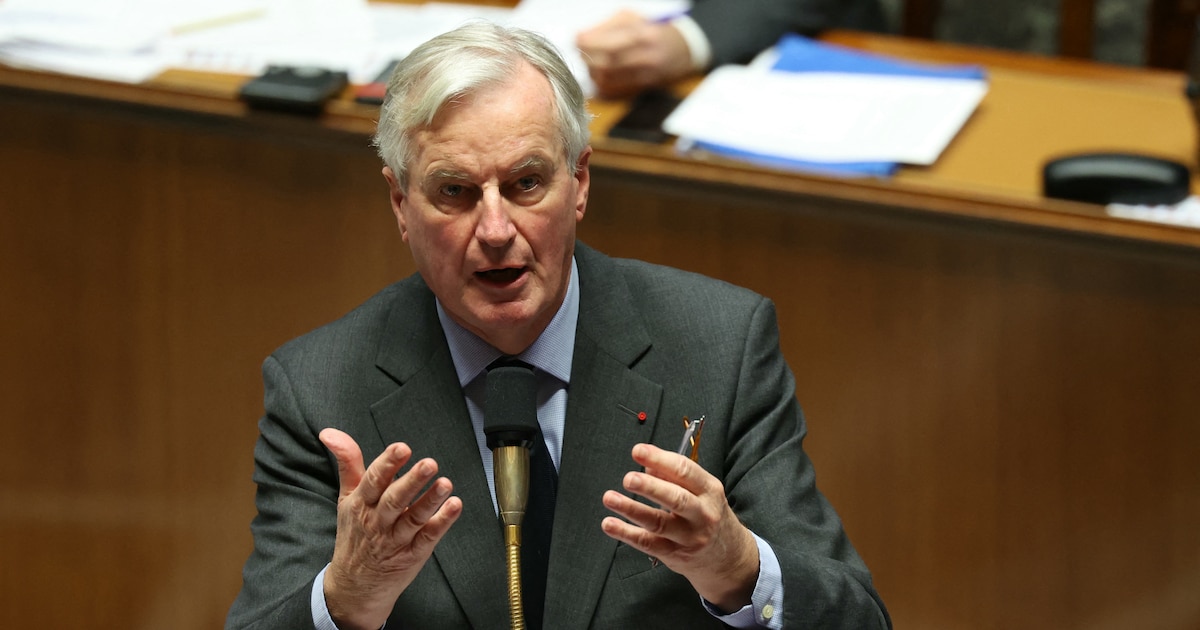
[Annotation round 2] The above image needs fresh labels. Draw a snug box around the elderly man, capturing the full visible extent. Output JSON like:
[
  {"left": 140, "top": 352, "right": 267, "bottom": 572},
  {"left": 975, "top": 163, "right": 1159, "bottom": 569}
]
[{"left": 226, "top": 21, "right": 889, "bottom": 630}]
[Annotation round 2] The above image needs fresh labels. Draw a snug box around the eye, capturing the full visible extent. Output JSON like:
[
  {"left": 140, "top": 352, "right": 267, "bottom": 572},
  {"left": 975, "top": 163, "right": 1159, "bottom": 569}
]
[
  {"left": 515, "top": 175, "right": 540, "bottom": 192},
  {"left": 440, "top": 183, "right": 465, "bottom": 197}
]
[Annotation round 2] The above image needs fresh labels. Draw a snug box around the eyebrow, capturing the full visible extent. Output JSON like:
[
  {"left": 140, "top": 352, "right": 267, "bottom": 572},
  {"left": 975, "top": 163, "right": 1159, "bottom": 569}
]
[
  {"left": 426, "top": 168, "right": 472, "bottom": 183},
  {"left": 508, "top": 156, "right": 554, "bottom": 176},
  {"left": 424, "top": 155, "right": 556, "bottom": 185}
]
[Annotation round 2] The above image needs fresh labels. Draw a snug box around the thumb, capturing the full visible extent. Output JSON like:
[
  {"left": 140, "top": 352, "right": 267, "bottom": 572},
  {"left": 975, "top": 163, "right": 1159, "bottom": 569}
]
[{"left": 319, "top": 428, "right": 365, "bottom": 499}]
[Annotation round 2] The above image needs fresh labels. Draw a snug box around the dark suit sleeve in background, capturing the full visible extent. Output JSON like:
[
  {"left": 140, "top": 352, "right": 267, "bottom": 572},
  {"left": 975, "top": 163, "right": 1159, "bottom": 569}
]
[{"left": 689, "top": 0, "right": 888, "bottom": 66}]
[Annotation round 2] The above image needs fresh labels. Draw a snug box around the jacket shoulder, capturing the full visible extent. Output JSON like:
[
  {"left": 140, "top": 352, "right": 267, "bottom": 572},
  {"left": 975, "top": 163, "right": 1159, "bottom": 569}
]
[{"left": 269, "top": 275, "right": 429, "bottom": 369}]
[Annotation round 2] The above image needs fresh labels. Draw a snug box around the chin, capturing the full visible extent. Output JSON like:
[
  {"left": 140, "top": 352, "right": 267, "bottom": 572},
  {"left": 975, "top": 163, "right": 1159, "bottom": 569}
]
[{"left": 465, "top": 300, "right": 537, "bottom": 330}]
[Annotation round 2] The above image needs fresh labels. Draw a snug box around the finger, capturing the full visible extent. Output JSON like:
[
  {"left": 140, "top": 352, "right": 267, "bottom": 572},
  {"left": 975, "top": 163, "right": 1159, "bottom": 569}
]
[
  {"left": 578, "top": 9, "right": 643, "bottom": 42},
  {"left": 631, "top": 443, "right": 701, "bottom": 490},
  {"left": 603, "top": 487, "right": 673, "bottom": 536},
  {"left": 609, "top": 9, "right": 647, "bottom": 26},
  {"left": 576, "top": 35, "right": 628, "bottom": 71},
  {"left": 355, "top": 442, "right": 413, "bottom": 506},
  {"left": 577, "top": 13, "right": 646, "bottom": 61},
  {"left": 374, "top": 457, "right": 439, "bottom": 522},
  {"left": 394, "top": 475, "right": 453, "bottom": 530},
  {"left": 624, "top": 470, "right": 700, "bottom": 530},
  {"left": 600, "top": 513, "right": 674, "bottom": 557},
  {"left": 397, "top": 479, "right": 462, "bottom": 555},
  {"left": 319, "top": 428, "right": 367, "bottom": 499}
]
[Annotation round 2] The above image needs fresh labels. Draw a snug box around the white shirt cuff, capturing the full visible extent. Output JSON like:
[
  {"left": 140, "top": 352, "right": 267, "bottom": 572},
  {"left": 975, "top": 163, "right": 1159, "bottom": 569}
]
[
  {"left": 704, "top": 533, "right": 784, "bottom": 629},
  {"left": 317, "top": 540, "right": 781, "bottom": 629},
  {"left": 668, "top": 14, "right": 713, "bottom": 71},
  {"left": 311, "top": 564, "right": 342, "bottom": 630}
]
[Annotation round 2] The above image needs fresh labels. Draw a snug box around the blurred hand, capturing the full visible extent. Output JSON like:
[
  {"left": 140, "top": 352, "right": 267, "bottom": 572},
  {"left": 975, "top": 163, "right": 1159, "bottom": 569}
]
[
  {"left": 601, "top": 443, "right": 760, "bottom": 613},
  {"left": 576, "top": 10, "right": 695, "bottom": 98},
  {"left": 319, "top": 428, "right": 463, "bottom": 630}
]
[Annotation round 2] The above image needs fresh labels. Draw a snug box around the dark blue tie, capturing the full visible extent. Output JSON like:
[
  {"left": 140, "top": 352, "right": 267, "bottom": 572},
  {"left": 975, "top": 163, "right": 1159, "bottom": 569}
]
[{"left": 486, "top": 358, "right": 557, "bottom": 630}]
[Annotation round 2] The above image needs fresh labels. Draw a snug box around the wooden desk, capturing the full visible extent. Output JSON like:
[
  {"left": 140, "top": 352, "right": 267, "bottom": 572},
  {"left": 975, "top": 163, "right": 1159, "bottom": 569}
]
[{"left": 2, "top": 32, "right": 1198, "bottom": 629}]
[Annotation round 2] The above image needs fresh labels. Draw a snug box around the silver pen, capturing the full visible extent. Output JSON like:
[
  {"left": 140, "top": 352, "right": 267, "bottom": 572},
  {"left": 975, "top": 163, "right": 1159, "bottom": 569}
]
[
  {"left": 677, "top": 415, "right": 705, "bottom": 462},
  {"left": 650, "top": 415, "right": 706, "bottom": 567}
]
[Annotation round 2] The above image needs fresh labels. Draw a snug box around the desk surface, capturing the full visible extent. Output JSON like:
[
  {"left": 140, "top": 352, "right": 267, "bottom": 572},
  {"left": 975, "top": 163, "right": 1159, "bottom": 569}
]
[{"left": 1, "top": 30, "right": 1196, "bottom": 249}]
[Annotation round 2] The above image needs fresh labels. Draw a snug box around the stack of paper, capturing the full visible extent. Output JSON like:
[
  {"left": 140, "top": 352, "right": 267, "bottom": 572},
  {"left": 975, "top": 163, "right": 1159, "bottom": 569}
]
[
  {"left": 0, "top": 0, "right": 270, "bottom": 82},
  {"left": 164, "top": 0, "right": 380, "bottom": 80},
  {"left": 0, "top": 0, "right": 518, "bottom": 85},
  {"left": 662, "top": 35, "right": 989, "bottom": 177},
  {"left": 0, "top": 0, "right": 689, "bottom": 94}
]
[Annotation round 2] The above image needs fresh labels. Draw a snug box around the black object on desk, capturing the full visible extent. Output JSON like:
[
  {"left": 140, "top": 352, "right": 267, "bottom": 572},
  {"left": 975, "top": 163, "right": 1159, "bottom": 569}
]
[
  {"left": 238, "top": 65, "right": 348, "bottom": 115},
  {"left": 1043, "top": 152, "right": 1190, "bottom": 205},
  {"left": 353, "top": 59, "right": 401, "bottom": 105},
  {"left": 608, "top": 89, "right": 681, "bottom": 143}
]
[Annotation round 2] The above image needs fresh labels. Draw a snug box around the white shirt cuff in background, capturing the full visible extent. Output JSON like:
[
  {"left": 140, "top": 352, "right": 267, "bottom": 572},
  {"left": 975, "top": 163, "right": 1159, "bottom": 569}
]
[{"left": 668, "top": 14, "right": 713, "bottom": 71}]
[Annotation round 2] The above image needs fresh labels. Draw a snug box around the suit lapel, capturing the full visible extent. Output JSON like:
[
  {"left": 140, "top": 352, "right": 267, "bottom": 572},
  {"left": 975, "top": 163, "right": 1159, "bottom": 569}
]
[
  {"left": 366, "top": 246, "right": 668, "bottom": 629},
  {"left": 369, "top": 282, "right": 509, "bottom": 627},
  {"left": 544, "top": 245, "right": 664, "bottom": 629}
]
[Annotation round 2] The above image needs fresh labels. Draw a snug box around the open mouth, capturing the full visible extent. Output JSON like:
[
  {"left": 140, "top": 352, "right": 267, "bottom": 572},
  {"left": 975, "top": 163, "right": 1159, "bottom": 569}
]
[{"left": 477, "top": 267, "right": 527, "bottom": 284}]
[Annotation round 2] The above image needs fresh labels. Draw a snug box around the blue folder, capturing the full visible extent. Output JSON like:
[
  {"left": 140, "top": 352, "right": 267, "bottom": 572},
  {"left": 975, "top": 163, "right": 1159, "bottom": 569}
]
[
  {"left": 770, "top": 34, "right": 987, "bottom": 80},
  {"left": 692, "top": 34, "right": 987, "bottom": 178}
]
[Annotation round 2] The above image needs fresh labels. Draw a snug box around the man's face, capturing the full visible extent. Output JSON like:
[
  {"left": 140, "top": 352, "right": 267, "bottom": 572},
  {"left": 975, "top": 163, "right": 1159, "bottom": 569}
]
[{"left": 383, "top": 61, "right": 591, "bottom": 354}]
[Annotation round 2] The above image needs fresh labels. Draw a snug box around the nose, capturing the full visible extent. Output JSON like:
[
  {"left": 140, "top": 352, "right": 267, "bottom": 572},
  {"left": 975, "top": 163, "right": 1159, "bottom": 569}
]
[{"left": 475, "top": 189, "right": 517, "bottom": 247}]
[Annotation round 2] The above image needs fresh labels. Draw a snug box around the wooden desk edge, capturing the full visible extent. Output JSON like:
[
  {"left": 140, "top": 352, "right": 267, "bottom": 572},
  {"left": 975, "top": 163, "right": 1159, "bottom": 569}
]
[
  {"left": 588, "top": 143, "right": 1200, "bottom": 254},
  {"left": 3, "top": 38, "right": 1198, "bottom": 252}
]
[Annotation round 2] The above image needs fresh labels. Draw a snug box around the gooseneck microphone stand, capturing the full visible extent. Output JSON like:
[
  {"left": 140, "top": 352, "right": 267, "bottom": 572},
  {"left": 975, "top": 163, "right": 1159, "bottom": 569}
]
[
  {"left": 493, "top": 440, "right": 531, "bottom": 629},
  {"left": 484, "top": 362, "right": 539, "bottom": 630}
]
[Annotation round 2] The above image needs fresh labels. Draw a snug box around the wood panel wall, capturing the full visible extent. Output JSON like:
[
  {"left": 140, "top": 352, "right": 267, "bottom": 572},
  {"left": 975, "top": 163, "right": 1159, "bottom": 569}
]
[{"left": 2, "top": 91, "right": 1198, "bottom": 629}]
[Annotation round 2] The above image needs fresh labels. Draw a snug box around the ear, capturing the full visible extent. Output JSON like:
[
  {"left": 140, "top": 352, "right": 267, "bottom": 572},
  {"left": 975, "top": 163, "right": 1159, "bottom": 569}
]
[
  {"left": 573, "top": 146, "right": 592, "bottom": 223},
  {"left": 382, "top": 166, "right": 409, "bottom": 242}
]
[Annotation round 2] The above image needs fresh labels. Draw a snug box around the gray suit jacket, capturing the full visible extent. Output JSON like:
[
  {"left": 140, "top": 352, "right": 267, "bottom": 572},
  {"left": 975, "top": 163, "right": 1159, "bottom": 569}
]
[
  {"left": 227, "top": 243, "right": 889, "bottom": 629},
  {"left": 690, "top": 0, "right": 888, "bottom": 67}
]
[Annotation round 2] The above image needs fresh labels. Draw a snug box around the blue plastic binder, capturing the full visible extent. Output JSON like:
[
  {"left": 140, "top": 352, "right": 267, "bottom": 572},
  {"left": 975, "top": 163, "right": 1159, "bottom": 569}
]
[{"left": 692, "top": 35, "right": 987, "bottom": 178}]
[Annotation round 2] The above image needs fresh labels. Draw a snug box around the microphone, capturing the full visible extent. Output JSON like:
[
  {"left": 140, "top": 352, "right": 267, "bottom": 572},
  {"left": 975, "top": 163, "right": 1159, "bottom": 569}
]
[
  {"left": 484, "top": 362, "right": 538, "bottom": 528},
  {"left": 484, "top": 361, "right": 539, "bottom": 628}
]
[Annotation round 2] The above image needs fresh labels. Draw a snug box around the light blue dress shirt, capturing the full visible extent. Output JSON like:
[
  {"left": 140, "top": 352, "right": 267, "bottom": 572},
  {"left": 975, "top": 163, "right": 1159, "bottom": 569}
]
[{"left": 312, "top": 258, "right": 782, "bottom": 629}]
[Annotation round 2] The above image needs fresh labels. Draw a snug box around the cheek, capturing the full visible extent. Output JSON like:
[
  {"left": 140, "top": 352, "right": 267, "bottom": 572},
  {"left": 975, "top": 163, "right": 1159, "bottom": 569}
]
[
  {"left": 410, "top": 214, "right": 478, "bottom": 261},
  {"left": 523, "top": 217, "right": 575, "bottom": 272},
  {"left": 526, "top": 190, "right": 581, "bottom": 235}
]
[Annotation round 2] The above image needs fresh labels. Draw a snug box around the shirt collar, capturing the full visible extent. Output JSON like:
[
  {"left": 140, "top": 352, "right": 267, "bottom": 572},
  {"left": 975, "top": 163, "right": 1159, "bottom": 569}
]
[{"left": 437, "top": 257, "right": 578, "bottom": 387}]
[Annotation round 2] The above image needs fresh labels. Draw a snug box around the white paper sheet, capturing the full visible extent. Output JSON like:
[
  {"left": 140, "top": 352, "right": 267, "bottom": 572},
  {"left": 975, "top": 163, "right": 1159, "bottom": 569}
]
[
  {"left": 0, "top": 0, "right": 267, "bottom": 80},
  {"left": 0, "top": 0, "right": 689, "bottom": 88},
  {"left": 0, "top": 40, "right": 167, "bottom": 82},
  {"left": 163, "top": 0, "right": 376, "bottom": 79},
  {"left": 662, "top": 64, "right": 989, "bottom": 165},
  {"left": 0, "top": 0, "right": 266, "bottom": 51},
  {"left": 1108, "top": 195, "right": 1200, "bottom": 227}
]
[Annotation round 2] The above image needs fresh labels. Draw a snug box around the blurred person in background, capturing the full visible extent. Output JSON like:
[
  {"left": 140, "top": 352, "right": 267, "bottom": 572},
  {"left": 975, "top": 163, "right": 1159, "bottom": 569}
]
[{"left": 577, "top": 0, "right": 887, "bottom": 97}]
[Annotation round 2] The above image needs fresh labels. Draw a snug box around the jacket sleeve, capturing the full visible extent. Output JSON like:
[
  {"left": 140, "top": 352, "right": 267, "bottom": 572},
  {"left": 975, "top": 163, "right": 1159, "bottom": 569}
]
[
  {"left": 721, "top": 297, "right": 892, "bottom": 628},
  {"left": 688, "top": 0, "right": 886, "bottom": 66},
  {"left": 225, "top": 355, "right": 339, "bottom": 630}
]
